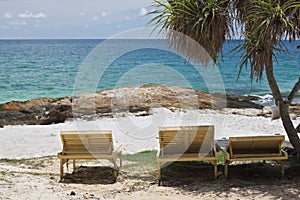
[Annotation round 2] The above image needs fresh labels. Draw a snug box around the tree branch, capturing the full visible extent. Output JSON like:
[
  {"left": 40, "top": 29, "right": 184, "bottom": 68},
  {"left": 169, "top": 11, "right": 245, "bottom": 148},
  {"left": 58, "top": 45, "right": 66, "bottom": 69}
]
[{"left": 287, "top": 76, "right": 300, "bottom": 103}]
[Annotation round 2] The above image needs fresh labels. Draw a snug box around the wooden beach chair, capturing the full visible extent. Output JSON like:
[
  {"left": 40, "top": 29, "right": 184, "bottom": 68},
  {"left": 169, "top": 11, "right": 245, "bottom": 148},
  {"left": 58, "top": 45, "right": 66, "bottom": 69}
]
[
  {"left": 157, "top": 126, "right": 218, "bottom": 185},
  {"left": 57, "top": 130, "right": 122, "bottom": 180},
  {"left": 222, "top": 135, "right": 288, "bottom": 178}
]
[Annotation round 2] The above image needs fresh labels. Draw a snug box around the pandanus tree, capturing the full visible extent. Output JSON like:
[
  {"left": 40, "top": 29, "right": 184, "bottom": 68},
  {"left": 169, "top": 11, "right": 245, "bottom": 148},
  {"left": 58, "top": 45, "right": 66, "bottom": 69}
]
[{"left": 149, "top": 0, "right": 300, "bottom": 156}]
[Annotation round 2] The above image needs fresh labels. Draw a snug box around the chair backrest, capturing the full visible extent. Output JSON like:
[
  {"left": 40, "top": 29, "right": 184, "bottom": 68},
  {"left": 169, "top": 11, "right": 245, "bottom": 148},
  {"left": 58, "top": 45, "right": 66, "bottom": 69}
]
[
  {"left": 60, "top": 130, "right": 113, "bottom": 155},
  {"left": 158, "top": 126, "right": 215, "bottom": 155},
  {"left": 227, "top": 135, "right": 285, "bottom": 158}
]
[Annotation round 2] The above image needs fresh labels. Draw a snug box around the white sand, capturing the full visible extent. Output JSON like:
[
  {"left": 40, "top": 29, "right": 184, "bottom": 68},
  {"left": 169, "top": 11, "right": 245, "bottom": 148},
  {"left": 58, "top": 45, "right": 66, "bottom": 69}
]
[
  {"left": 1, "top": 107, "right": 300, "bottom": 200},
  {"left": 0, "top": 107, "right": 299, "bottom": 159}
]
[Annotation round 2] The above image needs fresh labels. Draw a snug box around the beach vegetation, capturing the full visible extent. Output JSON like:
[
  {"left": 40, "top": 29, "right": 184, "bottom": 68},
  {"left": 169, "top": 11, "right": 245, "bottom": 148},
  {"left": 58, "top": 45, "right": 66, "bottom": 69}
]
[
  {"left": 217, "top": 151, "right": 225, "bottom": 164},
  {"left": 0, "top": 171, "right": 8, "bottom": 176},
  {"left": 0, "top": 171, "right": 14, "bottom": 185},
  {"left": 0, "top": 158, "right": 44, "bottom": 168},
  {"left": 122, "top": 151, "right": 157, "bottom": 181},
  {"left": 123, "top": 150, "right": 157, "bottom": 166},
  {"left": 149, "top": 0, "right": 300, "bottom": 157},
  {"left": 0, "top": 158, "right": 32, "bottom": 165}
]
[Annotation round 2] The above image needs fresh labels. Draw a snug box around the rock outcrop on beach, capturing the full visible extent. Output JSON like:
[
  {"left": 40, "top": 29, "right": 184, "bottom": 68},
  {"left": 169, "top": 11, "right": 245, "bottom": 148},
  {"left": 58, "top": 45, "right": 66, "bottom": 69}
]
[
  {"left": 0, "top": 84, "right": 280, "bottom": 127},
  {"left": 0, "top": 97, "right": 72, "bottom": 127}
]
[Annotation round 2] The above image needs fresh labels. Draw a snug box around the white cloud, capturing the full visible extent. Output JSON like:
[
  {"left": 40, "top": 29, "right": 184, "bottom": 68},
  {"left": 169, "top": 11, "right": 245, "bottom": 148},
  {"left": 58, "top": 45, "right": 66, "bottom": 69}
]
[
  {"left": 18, "top": 11, "right": 33, "bottom": 18},
  {"left": 0, "top": 0, "right": 153, "bottom": 38},
  {"left": 101, "top": 12, "right": 107, "bottom": 17},
  {"left": 34, "top": 13, "right": 46, "bottom": 18},
  {"left": 139, "top": 8, "right": 148, "bottom": 16},
  {"left": 18, "top": 11, "right": 46, "bottom": 18},
  {"left": 10, "top": 20, "right": 27, "bottom": 26},
  {"left": 4, "top": 12, "right": 12, "bottom": 18}
]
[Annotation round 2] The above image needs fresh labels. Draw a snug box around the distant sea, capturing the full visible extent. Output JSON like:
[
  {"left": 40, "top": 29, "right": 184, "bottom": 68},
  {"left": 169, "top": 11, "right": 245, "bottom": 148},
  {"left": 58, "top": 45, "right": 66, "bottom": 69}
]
[{"left": 0, "top": 39, "right": 299, "bottom": 105}]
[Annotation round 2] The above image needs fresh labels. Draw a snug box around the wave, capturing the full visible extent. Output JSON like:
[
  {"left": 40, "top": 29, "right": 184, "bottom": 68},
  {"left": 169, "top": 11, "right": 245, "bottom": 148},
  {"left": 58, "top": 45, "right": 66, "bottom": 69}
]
[
  {"left": 250, "top": 94, "right": 274, "bottom": 106},
  {"left": 250, "top": 93, "right": 300, "bottom": 106}
]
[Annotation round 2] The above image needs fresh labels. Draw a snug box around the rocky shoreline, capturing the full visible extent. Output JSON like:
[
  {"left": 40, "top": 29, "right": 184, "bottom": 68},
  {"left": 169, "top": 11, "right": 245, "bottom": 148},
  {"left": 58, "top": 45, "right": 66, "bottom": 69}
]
[{"left": 0, "top": 85, "right": 298, "bottom": 127}]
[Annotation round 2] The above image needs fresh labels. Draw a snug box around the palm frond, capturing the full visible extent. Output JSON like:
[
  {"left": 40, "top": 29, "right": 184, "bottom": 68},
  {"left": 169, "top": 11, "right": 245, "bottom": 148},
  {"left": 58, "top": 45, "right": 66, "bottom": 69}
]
[
  {"left": 148, "top": 0, "right": 232, "bottom": 63},
  {"left": 237, "top": 0, "right": 300, "bottom": 81}
]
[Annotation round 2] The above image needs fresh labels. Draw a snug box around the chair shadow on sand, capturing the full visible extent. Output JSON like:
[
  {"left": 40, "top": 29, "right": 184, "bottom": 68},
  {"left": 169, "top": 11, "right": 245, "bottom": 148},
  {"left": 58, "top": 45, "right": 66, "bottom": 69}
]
[
  {"left": 59, "top": 166, "right": 117, "bottom": 184},
  {"left": 159, "top": 159, "right": 300, "bottom": 187},
  {"left": 158, "top": 160, "right": 300, "bottom": 200}
]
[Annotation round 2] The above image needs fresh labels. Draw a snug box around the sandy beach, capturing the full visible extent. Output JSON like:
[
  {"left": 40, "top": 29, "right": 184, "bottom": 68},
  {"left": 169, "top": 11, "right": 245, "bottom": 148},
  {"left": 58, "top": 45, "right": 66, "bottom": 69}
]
[
  {"left": 1, "top": 107, "right": 300, "bottom": 200},
  {"left": 1, "top": 107, "right": 297, "bottom": 159}
]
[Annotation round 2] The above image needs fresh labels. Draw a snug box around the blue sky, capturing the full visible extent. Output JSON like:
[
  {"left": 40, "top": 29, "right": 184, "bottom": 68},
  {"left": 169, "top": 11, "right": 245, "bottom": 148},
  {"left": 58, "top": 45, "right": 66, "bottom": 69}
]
[{"left": 0, "top": 0, "right": 153, "bottom": 39}]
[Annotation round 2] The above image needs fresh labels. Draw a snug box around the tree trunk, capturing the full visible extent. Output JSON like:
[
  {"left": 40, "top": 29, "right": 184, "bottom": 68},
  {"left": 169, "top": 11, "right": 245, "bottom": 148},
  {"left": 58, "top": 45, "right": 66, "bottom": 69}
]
[{"left": 265, "top": 57, "right": 300, "bottom": 157}]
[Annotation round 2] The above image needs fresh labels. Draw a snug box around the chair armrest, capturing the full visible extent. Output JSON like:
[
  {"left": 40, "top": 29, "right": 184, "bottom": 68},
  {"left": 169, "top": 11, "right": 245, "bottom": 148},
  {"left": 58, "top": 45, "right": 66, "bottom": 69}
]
[
  {"left": 114, "top": 144, "right": 123, "bottom": 154},
  {"left": 114, "top": 144, "right": 123, "bottom": 167},
  {"left": 157, "top": 149, "right": 162, "bottom": 157},
  {"left": 281, "top": 149, "right": 288, "bottom": 158}
]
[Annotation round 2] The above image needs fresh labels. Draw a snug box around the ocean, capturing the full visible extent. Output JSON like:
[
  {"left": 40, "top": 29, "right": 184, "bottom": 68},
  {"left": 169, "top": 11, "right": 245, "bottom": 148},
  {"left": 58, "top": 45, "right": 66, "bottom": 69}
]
[{"left": 0, "top": 39, "right": 299, "bottom": 105}]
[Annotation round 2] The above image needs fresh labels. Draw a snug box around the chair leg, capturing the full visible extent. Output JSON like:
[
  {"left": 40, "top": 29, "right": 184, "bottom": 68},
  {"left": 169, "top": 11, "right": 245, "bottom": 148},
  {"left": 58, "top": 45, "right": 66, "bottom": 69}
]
[
  {"left": 73, "top": 159, "right": 76, "bottom": 171},
  {"left": 119, "top": 152, "right": 123, "bottom": 167},
  {"left": 224, "top": 162, "right": 229, "bottom": 178},
  {"left": 113, "top": 169, "right": 118, "bottom": 179},
  {"left": 214, "top": 164, "right": 218, "bottom": 179},
  {"left": 157, "top": 161, "right": 161, "bottom": 186},
  {"left": 60, "top": 158, "right": 63, "bottom": 179},
  {"left": 112, "top": 157, "right": 118, "bottom": 179},
  {"left": 279, "top": 161, "right": 284, "bottom": 178},
  {"left": 275, "top": 160, "right": 285, "bottom": 178}
]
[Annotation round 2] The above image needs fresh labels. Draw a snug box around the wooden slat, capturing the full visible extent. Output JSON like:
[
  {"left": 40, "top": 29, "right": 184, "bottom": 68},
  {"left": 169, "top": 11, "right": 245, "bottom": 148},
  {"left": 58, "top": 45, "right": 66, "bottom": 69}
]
[
  {"left": 60, "top": 131, "right": 114, "bottom": 154},
  {"left": 158, "top": 125, "right": 214, "bottom": 155},
  {"left": 232, "top": 153, "right": 284, "bottom": 158},
  {"left": 157, "top": 126, "right": 218, "bottom": 181},
  {"left": 159, "top": 155, "right": 217, "bottom": 162},
  {"left": 158, "top": 125, "right": 216, "bottom": 159},
  {"left": 60, "top": 131, "right": 115, "bottom": 155},
  {"left": 223, "top": 135, "right": 288, "bottom": 178},
  {"left": 227, "top": 135, "right": 285, "bottom": 158},
  {"left": 58, "top": 153, "right": 114, "bottom": 160},
  {"left": 60, "top": 130, "right": 112, "bottom": 145},
  {"left": 58, "top": 130, "right": 123, "bottom": 179},
  {"left": 229, "top": 155, "right": 288, "bottom": 161}
]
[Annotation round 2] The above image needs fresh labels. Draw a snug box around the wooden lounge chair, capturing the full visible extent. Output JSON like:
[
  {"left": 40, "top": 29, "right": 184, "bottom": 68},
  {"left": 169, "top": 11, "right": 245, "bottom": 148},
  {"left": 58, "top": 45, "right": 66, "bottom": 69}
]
[
  {"left": 57, "top": 130, "right": 122, "bottom": 180},
  {"left": 222, "top": 135, "right": 288, "bottom": 178},
  {"left": 157, "top": 125, "right": 218, "bottom": 185}
]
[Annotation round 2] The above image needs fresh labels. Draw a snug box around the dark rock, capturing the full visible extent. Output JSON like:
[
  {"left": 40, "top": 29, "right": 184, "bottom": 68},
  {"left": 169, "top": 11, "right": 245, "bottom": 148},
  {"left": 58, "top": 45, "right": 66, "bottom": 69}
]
[
  {"left": 19, "top": 106, "right": 46, "bottom": 114},
  {"left": 0, "top": 111, "right": 38, "bottom": 126},
  {"left": 70, "top": 191, "right": 76, "bottom": 196},
  {"left": 129, "top": 106, "right": 150, "bottom": 113},
  {"left": 226, "top": 95, "right": 263, "bottom": 109},
  {"left": 96, "top": 107, "right": 112, "bottom": 113},
  {"left": 39, "top": 109, "right": 68, "bottom": 125}
]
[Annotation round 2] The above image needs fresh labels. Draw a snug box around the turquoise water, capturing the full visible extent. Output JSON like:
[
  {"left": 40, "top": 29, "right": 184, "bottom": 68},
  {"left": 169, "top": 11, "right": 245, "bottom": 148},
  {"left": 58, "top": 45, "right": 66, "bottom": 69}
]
[{"left": 0, "top": 39, "right": 299, "bottom": 104}]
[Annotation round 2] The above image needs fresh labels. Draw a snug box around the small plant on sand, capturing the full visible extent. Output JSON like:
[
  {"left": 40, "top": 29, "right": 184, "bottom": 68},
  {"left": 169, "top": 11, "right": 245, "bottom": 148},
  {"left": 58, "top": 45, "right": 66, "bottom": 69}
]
[{"left": 0, "top": 171, "right": 14, "bottom": 185}]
